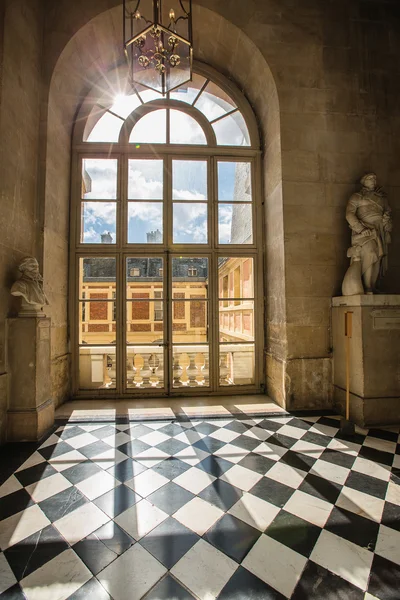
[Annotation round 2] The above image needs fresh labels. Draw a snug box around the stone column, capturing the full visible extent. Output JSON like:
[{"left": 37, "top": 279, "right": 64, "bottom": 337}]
[
  {"left": 6, "top": 317, "right": 54, "bottom": 441},
  {"left": 332, "top": 295, "right": 400, "bottom": 427}
]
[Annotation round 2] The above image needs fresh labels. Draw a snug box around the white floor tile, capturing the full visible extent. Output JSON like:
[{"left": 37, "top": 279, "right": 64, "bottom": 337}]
[
  {"left": 20, "top": 548, "right": 91, "bottom": 600},
  {"left": 252, "top": 442, "right": 287, "bottom": 461},
  {"left": 265, "top": 462, "right": 306, "bottom": 489},
  {"left": 173, "top": 446, "right": 209, "bottom": 466},
  {"left": 101, "top": 432, "right": 132, "bottom": 448},
  {"left": 98, "top": 543, "right": 167, "bottom": 600},
  {"left": 48, "top": 449, "right": 87, "bottom": 472},
  {"left": 0, "top": 475, "right": 22, "bottom": 498},
  {"left": 16, "top": 451, "right": 46, "bottom": 472},
  {"left": 214, "top": 443, "right": 250, "bottom": 463},
  {"left": 175, "top": 430, "right": 205, "bottom": 445},
  {"left": 284, "top": 489, "right": 333, "bottom": 527},
  {"left": 38, "top": 433, "right": 64, "bottom": 449},
  {"left": 375, "top": 524, "right": 400, "bottom": 566},
  {"left": 243, "top": 534, "right": 307, "bottom": 597},
  {"left": 209, "top": 428, "right": 241, "bottom": 443},
  {"left": 363, "top": 437, "right": 397, "bottom": 455},
  {"left": 336, "top": 487, "right": 385, "bottom": 523},
  {"left": 277, "top": 424, "right": 307, "bottom": 440},
  {"left": 228, "top": 493, "right": 280, "bottom": 531},
  {"left": 115, "top": 499, "right": 168, "bottom": 540},
  {"left": 310, "top": 530, "right": 373, "bottom": 591},
  {"left": 91, "top": 448, "right": 127, "bottom": 470},
  {"left": 65, "top": 432, "right": 99, "bottom": 449},
  {"left": 139, "top": 431, "right": 171, "bottom": 446},
  {"left": 173, "top": 466, "right": 216, "bottom": 494},
  {"left": 75, "top": 470, "right": 118, "bottom": 500},
  {"left": 171, "top": 539, "right": 238, "bottom": 600},
  {"left": 244, "top": 427, "right": 272, "bottom": 441},
  {"left": 220, "top": 464, "right": 262, "bottom": 491},
  {"left": 386, "top": 481, "right": 400, "bottom": 506},
  {"left": 135, "top": 447, "right": 170, "bottom": 468},
  {"left": 0, "top": 505, "right": 50, "bottom": 550},
  {"left": 53, "top": 502, "right": 109, "bottom": 544},
  {"left": 174, "top": 497, "right": 224, "bottom": 535},
  {"left": 291, "top": 439, "right": 326, "bottom": 458},
  {"left": 126, "top": 469, "right": 168, "bottom": 497},
  {"left": 327, "top": 438, "right": 361, "bottom": 456},
  {"left": 310, "top": 459, "right": 350, "bottom": 485},
  {"left": 393, "top": 454, "right": 400, "bottom": 469},
  {"left": 0, "top": 552, "right": 17, "bottom": 594},
  {"left": 26, "top": 473, "right": 72, "bottom": 502},
  {"left": 352, "top": 457, "right": 391, "bottom": 482},
  {"left": 310, "top": 423, "right": 339, "bottom": 438}
]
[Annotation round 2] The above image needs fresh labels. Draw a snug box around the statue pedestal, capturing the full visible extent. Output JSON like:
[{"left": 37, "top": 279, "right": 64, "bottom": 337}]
[
  {"left": 6, "top": 317, "right": 54, "bottom": 441},
  {"left": 332, "top": 295, "right": 400, "bottom": 426}
]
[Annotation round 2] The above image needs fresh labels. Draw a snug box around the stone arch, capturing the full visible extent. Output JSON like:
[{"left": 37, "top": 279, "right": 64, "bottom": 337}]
[{"left": 42, "top": 3, "right": 283, "bottom": 406}]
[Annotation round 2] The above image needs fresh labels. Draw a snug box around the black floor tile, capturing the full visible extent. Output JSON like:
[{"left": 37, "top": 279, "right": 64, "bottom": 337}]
[
  {"left": 230, "top": 435, "right": 261, "bottom": 452},
  {"left": 368, "top": 554, "right": 400, "bottom": 600},
  {"left": 117, "top": 439, "right": 150, "bottom": 458},
  {"left": 287, "top": 418, "right": 312, "bottom": 431},
  {"left": 268, "top": 433, "right": 298, "bottom": 449},
  {"left": 107, "top": 458, "right": 147, "bottom": 482},
  {"left": 140, "top": 517, "right": 199, "bottom": 569},
  {"left": 39, "top": 486, "right": 88, "bottom": 522},
  {"left": 292, "top": 560, "right": 364, "bottom": 599},
  {"left": 147, "top": 482, "right": 194, "bottom": 515},
  {"left": 192, "top": 437, "right": 226, "bottom": 454},
  {"left": 218, "top": 566, "right": 286, "bottom": 600},
  {"left": 66, "top": 577, "right": 112, "bottom": 600},
  {"left": 93, "top": 521, "right": 134, "bottom": 554},
  {"left": 298, "top": 472, "right": 342, "bottom": 504},
  {"left": 265, "top": 510, "right": 322, "bottom": 557},
  {"left": 368, "top": 429, "right": 398, "bottom": 443},
  {"left": 14, "top": 462, "right": 57, "bottom": 487},
  {"left": 62, "top": 461, "right": 103, "bottom": 485},
  {"left": 224, "top": 421, "right": 252, "bottom": 434},
  {"left": 344, "top": 470, "right": 388, "bottom": 500},
  {"left": 158, "top": 423, "right": 185, "bottom": 437},
  {"left": 325, "top": 506, "right": 379, "bottom": 550},
  {"left": 5, "top": 525, "right": 68, "bottom": 580},
  {"left": 318, "top": 417, "right": 340, "bottom": 429},
  {"left": 193, "top": 422, "right": 220, "bottom": 435},
  {"left": 144, "top": 574, "right": 196, "bottom": 599},
  {"left": 0, "top": 489, "right": 34, "bottom": 520},
  {"left": 90, "top": 425, "right": 118, "bottom": 439},
  {"left": 320, "top": 449, "right": 356, "bottom": 470},
  {"left": 205, "top": 513, "right": 261, "bottom": 563},
  {"left": 94, "top": 484, "right": 141, "bottom": 518},
  {"left": 78, "top": 440, "right": 112, "bottom": 459},
  {"left": 0, "top": 584, "right": 26, "bottom": 600},
  {"left": 38, "top": 441, "right": 75, "bottom": 461},
  {"left": 238, "top": 453, "right": 275, "bottom": 475},
  {"left": 56, "top": 426, "right": 86, "bottom": 440},
  {"left": 301, "top": 431, "right": 331, "bottom": 447},
  {"left": 249, "top": 477, "right": 293, "bottom": 508},
  {"left": 257, "top": 419, "right": 284, "bottom": 432},
  {"left": 73, "top": 536, "right": 118, "bottom": 575},
  {"left": 198, "top": 479, "right": 243, "bottom": 511},
  {"left": 197, "top": 456, "right": 233, "bottom": 477},
  {"left": 156, "top": 438, "right": 189, "bottom": 456},
  {"left": 381, "top": 501, "right": 400, "bottom": 532},
  {"left": 280, "top": 450, "right": 316, "bottom": 472},
  {"left": 153, "top": 457, "right": 190, "bottom": 480},
  {"left": 359, "top": 446, "right": 394, "bottom": 467},
  {"left": 128, "top": 424, "right": 153, "bottom": 439}
]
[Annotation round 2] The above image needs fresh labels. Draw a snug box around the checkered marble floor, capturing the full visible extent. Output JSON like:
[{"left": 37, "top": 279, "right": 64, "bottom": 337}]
[{"left": 0, "top": 413, "right": 399, "bottom": 600}]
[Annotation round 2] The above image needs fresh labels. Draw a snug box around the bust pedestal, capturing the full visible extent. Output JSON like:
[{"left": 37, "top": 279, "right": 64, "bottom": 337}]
[
  {"left": 6, "top": 317, "right": 54, "bottom": 441},
  {"left": 332, "top": 295, "right": 400, "bottom": 426}
]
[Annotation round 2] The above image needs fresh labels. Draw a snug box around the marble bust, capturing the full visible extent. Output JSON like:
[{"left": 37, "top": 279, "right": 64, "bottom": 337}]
[
  {"left": 343, "top": 173, "right": 392, "bottom": 295},
  {"left": 11, "top": 257, "right": 49, "bottom": 316}
]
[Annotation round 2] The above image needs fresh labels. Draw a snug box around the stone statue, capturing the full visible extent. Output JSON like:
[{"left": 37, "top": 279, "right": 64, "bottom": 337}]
[
  {"left": 343, "top": 173, "right": 392, "bottom": 295},
  {"left": 11, "top": 257, "right": 49, "bottom": 316}
]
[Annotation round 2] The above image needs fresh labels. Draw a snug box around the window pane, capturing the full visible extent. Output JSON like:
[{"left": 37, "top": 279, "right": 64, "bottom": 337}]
[
  {"left": 172, "top": 160, "right": 207, "bottom": 200},
  {"left": 127, "top": 347, "right": 164, "bottom": 388},
  {"left": 129, "top": 109, "right": 167, "bottom": 144},
  {"left": 79, "top": 347, "right": 116, "bottom": 389},
  {"left": 172, "top": 301, "right": 208, "bottom": 343},
  {"left": 110, "top": 94, "right": 141, "bottom": 118},
  {"left": 195, "top": 81, "right": 237, "bottom": 121},
  {"left": 172, "top": 346, "right": 210, "bottom": 387},
  {"left": 87, "top": 112, "right": 123, "bottom": 142},
  {"left": 126, "top": 257, "right": 163, "bottom": 298},
  {"left": 127, "top": 301, "right": 164, "bottom": 344},
  {"left": 170, "top": 74, "right": 207, "bottom": 104},
  {"left": 82, "top": 159, "right": 118, "bottom": 199},
  {"left": 138, "top": 89, "right": 163, "bottom": 103},
  {"left": 218, "top": 162, "right": 252, "bottom": 201},
  {"left": 220, "top": 344, "right": 255, "bottom": 385},
  {"left": 213, "top": 111, "right": 250, "bottom": 146},
  {"left": 218, "top": 258, "right": 254, "bottom": 299},
  {"left": 218, "top": 204, "right": 253, "bottom": 244},
  {"left": 79, "top": 257, "right": 116, "bottom": 299},
  {"left": 128, "top": 202, "right": 163, "bottom": 243},
  {"left": 170, "top": 110, "right": 206, "bottom": 145},
  {"left": 219, "top": 300, "right": 254, "bottom": 342},
  {"left": 173, "top": 203, "right": 207, "bottom": 244},
  {"left": 128, "top": 159, "right": 163, "bottom": 199},
  {"left": 81, "top": 202, "right": 116, "bottom": 244},
  {"left": 172, "top": 257, "right": 208, "bottom": 297},
  {"left": 79, "top": 301, "right": 116, "bottom": 345}
]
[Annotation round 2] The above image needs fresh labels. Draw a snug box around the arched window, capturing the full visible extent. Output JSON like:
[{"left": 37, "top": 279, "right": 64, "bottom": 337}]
[{"left": 71, "top": 63, "right": 263, "bottom": 396}]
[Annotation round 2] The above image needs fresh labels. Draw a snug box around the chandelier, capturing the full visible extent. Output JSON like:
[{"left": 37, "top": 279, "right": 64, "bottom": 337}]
[{"left": 123, "top": 0, "right": 193, "bottom": 95}]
